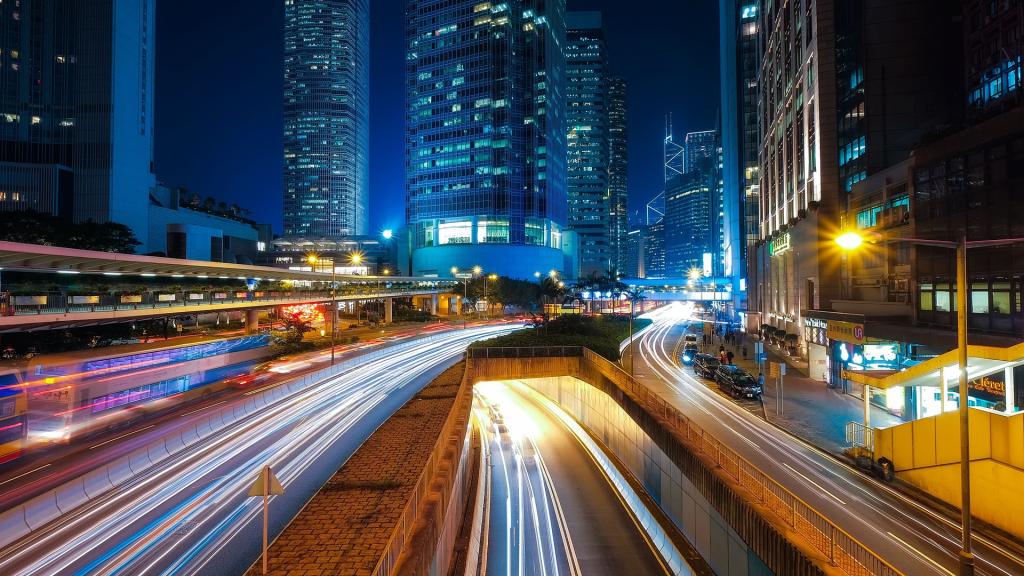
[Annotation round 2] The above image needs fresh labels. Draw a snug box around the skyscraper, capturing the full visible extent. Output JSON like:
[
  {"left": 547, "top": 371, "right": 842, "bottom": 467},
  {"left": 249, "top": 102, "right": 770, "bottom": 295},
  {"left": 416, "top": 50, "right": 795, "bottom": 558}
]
[
  {"left": 607, "top": 77, "right": 629, "bottom": 276},
  {"left": 664, "top": 171, "right": 714, "bottom": 278},
  {"left": 404, "top": 0, "right": 568, "bottom": 279},
  {"left": 283, "top": 0, "right": 370, "bottom": 240},
  {"left": 684, "top": 130, "right": 717, "bottom": 174},
  {"left": 719, "top": 0, "right": 761, "bottom": 314},
  {"left": 0, "top": 0, "right": 155, "bottom": 249},
  {"left": 566, "top": 11, "right": 610, "bottom": 277}
]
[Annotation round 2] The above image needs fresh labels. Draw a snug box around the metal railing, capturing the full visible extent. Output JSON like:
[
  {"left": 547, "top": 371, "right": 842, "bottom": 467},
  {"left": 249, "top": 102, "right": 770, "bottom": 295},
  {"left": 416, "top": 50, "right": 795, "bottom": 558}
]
[
  {"left": 846, "top": 422, "right": 875, "bottom": 453},
  {"left": 0, "top": 287, "right": 440, "bottom": 317},
  {"left": 470, "top": 346, "right": 903, "bottom": 576},
  {"left": 466, "top": 346, "right": 584, "bottom": 359}
]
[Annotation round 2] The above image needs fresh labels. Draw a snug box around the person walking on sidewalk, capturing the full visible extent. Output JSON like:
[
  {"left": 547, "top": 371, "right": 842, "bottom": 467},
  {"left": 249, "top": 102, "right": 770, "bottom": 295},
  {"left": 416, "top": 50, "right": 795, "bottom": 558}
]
[
  {"left": 726, "top": 350, "right": 734, "bottom": 365},
  {"left": 757, "top": 371, "right": 765, "bottom": 389}
]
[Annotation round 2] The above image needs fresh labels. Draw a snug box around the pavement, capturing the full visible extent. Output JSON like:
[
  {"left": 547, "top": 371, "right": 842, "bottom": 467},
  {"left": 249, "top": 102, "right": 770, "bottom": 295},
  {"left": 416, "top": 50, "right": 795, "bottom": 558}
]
[{"left": 706, "top": 334, "right": 906, "bottom": 453}]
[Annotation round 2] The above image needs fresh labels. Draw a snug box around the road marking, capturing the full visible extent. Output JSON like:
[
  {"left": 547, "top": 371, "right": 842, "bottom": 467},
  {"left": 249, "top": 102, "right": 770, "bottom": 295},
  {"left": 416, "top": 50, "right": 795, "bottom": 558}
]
[
  {"left": 180, "top": 401, "right": 226, "bottom": 417},
  {"left": 89, "top": 425, "right": 155, "bottom": 450},
  {"left": 0, "top": 463, "right": 51, "bottom": 487},
  {"left": 782, "top": 462, "right": 847, "bottom": 506},
  {"left": 888, "top": 531, "right": 955, "bottom": 576}
]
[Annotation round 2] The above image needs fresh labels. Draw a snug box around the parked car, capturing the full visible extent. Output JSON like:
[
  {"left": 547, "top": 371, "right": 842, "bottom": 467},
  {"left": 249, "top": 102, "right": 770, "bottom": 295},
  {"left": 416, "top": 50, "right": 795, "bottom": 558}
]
[
  {"left": 692, "top": 354, "right": 720, "bottom": 378},
  {"left": 680, "top": 343, "right": 700, "bottom": 365},
  {"left": 714, "top": 365, "right": 762, "bottom": 399}
]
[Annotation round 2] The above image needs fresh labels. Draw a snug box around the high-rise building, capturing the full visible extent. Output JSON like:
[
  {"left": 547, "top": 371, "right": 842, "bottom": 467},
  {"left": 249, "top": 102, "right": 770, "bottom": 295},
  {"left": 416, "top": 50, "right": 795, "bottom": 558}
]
[
  {"left": 608, "top": 77, "right": 629, "bottom": 276},
  {"left": 566, "top": 11, "right": 610, "bottom": 277},
  {"left": 684, "top": 130, "right": 717, "bottom": 174},
  {"left": 283, "top": 0, "right": 370, "bottom": 240},
  {"left": 0, "top": 0, "right": 155, "bottom": 249},
  {"left": 719, "top": 0, "right": 761, "bottom": 317},
  {"left": 404, "top": 0, "right": 568, "bottom": 279},
  {"left": 642, "top": 221, "right": 665, "bottom": 279},
  {"left": 664, "top": 171, "right": 714, "bottom": 278},
  {"left": 754, "top": 0, "right": 967, "bottom": 359},
  {"left": 624, "top": 228, "right": 642, "bottom": 278}
]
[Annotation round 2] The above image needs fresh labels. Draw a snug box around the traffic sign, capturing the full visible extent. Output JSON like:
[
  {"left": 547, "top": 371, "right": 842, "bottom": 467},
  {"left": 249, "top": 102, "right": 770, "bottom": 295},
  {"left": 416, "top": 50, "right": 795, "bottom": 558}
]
[{"left": 248, "top": 467, "right": 285, "bottom": 497}]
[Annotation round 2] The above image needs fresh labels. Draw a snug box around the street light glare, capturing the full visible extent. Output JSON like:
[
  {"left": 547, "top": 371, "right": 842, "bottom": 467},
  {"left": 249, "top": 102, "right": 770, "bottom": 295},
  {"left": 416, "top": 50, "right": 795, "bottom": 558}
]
[
  {"left": 688, "top": 267, "right": 702, "bottom": 281},
  {"left": 473, "top": 265, "right": 482, "bottom": 275},
  {"left": 835, "top": 231, "right": 864, "bottom": 251},
  {"left": 451, "top": 266, "right": 459, "bottom": 275},
  {"left": 381, "top": 229, "right": 393, "bottom": 240}
]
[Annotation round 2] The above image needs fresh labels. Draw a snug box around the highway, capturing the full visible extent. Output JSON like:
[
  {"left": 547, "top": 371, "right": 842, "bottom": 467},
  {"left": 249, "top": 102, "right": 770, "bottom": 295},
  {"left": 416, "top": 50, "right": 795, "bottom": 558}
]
[
  {"left": 475, "top": 380, "right": 672, "bottom": 576},
  {"left": 628, "top": 303, "right": 1024, "bottom": 576},
  {"left": 0, "top": 324, "right": 515, "bottom": 575}
]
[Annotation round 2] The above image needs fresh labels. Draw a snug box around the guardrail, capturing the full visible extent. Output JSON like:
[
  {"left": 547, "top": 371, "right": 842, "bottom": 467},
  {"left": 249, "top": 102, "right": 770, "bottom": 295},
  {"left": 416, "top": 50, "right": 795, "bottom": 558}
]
[
  {"left": 0, "top": 288, "right": 440, "bottom": 316},
  {"left": 466, "top": 346, "right": 583, "bottom": 359},
  {"left": 0, "top": 331, "right": 457, "bottom": 551},
  {"left": 469, "top": 346, "right": 902, "bottom": 576},
  {"left": 845, "top": 422, "right": 875, "bottom": 453}
]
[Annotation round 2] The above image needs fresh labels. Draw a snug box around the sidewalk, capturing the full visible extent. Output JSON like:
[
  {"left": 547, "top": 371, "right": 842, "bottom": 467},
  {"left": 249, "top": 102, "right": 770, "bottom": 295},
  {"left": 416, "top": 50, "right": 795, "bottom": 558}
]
[{"left": 710, "top": 334, "right": 905, "bottom": 454}]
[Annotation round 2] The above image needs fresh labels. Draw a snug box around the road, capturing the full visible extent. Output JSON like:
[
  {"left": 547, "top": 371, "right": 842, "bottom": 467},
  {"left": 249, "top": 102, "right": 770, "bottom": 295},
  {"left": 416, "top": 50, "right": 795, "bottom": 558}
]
[
  {"left": 475, "top": 380, "right": 672, "bottom": 576},
  {"left": 628, "top": 303, "right": 1024, "bottom": 576},
  {"left": 0, "top": 324, "right": 515, "bottom": 575}
]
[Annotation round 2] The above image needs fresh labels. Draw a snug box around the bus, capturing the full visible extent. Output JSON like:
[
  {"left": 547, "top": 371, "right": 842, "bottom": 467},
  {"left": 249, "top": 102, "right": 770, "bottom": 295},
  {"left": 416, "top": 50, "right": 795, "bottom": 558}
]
[
  {"left": 26, "top": 334, "right": 273, "bottom": 443},
  {"left": 0, "top": 370, "right": 27, "bottom": 464}
]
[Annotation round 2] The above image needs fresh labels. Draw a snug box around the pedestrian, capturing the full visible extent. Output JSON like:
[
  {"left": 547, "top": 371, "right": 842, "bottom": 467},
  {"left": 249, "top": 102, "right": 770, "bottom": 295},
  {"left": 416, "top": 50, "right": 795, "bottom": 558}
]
[
  {"left": 726, "top": 350, "right": 734, "bottom": 364},
  {"left": 757, "top": 371, "right": 765, "bottom": 388}
]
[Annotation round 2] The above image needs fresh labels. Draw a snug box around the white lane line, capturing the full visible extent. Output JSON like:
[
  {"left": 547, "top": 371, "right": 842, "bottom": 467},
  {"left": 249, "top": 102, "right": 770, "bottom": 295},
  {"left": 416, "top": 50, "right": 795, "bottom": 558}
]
[
  {"left": 180, "top": 401, "right": 227, "bottom": 418},
  {"left": 888, "top": 531, "right": 955, "bottom": 576},
  {"left": 89, "top": 425, "right": 156, "bottom": 450},
  {"left": 782, "top": 463, "right": 847, "bottom": 505},
  {"left": 0, "top": 463, "right": 52, "bottom": 487}
]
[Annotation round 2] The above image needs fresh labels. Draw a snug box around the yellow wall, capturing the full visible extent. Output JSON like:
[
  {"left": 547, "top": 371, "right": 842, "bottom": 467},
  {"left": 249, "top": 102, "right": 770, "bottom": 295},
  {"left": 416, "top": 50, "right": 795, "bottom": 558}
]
[{"left": 874, "top": 409, "right": 1024, "bottom": 539}]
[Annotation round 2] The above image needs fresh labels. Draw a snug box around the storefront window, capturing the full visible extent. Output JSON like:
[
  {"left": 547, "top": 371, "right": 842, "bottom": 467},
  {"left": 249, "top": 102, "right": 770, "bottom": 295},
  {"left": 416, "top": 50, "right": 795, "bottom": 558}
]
[
  {"left": 935, "top": 284, "right": 951, "bottom": 312},
  {"left": 992, "top": 281, "right": 1011, "bottom": 314},
  {"left": 971, "top": 289, "right": 989, "bottom": 314},
  {"left": 919, "top": 290, "right": 933, "bottom": 311}
]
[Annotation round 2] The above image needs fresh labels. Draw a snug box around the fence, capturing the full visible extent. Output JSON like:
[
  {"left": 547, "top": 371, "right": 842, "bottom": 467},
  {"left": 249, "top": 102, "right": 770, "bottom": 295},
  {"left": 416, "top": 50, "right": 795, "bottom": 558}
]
[
  {"left": 466, "top": 346, "right": 584, "bottom": 359},
  {"left": 845, "top": 422, "right": 875, "bottom": 452}
]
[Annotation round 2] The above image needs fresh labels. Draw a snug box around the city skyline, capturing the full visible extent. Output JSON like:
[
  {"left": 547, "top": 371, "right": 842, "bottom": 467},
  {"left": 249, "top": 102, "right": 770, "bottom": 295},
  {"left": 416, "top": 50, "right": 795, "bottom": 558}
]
[{"left": 154, "top": 0, "right": 718, "bottom": 236}]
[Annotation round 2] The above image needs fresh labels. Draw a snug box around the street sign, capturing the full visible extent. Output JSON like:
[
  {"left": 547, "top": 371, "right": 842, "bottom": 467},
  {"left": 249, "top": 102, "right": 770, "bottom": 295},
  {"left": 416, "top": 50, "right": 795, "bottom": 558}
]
[
  {"left": 754, "top": 341, "right": 764, "bottom": 355},
  {"left": 768, "top": 362, "right": 787, "bottom": 377},
  {"left": 248, "top": 467, "right": 285, "bottom": 497},
  {"left": 249, "top": 465, "right": 285, "bottom": 575},
  {"left": 757, "top": 353, "right": 768, "bottom": 363},
  {"left": 779, "top": 362, "right": 787, "bottom": 376}
]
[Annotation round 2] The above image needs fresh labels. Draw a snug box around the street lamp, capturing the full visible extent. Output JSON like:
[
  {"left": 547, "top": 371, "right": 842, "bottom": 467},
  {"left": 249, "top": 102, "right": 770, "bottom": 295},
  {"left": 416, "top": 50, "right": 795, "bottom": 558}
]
[
  {"left": 308, "top": 253, "right": 338, "bottom": 366},
  {"left": 836, "top": 230, "right": 1024, "bottom": 576}
]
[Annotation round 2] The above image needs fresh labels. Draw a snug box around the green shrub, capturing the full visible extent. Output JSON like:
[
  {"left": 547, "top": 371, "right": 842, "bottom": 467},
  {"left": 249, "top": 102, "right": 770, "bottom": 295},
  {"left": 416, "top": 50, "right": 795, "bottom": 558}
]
[{"left": 470, "top": 314, "right": 651, "bottom": 361}]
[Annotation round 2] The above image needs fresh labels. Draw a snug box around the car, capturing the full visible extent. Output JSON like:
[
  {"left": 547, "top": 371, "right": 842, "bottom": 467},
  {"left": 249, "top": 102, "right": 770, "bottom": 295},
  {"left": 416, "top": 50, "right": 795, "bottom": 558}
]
[
  {"left": 714, "top": 365, "right": 762, "bottom": 399},
  {"left": 692, "top": 354, "right": 720, "bottom": 378},
  {"left": 683, "top": 334, "right": 699, "bottom": 344},
  {"left": 680, "top": 343, "right": 700, "bottom": 365}
]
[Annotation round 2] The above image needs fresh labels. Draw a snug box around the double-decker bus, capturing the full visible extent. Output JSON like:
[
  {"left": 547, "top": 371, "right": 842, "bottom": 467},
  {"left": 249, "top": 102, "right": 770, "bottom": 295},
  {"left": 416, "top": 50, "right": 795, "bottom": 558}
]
[
  {"left": 0, "top": 370, "right": 27, "bottom": 464},
  {"left": 26, "top": 334, "right": 272, "bottom": 443}
]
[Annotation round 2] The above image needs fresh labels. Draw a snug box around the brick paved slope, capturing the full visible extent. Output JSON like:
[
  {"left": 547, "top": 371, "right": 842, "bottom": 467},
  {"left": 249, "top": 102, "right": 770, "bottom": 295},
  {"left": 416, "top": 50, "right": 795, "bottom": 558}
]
[{"left": 246, "top": 362, "right": 466, "bottom": 576}]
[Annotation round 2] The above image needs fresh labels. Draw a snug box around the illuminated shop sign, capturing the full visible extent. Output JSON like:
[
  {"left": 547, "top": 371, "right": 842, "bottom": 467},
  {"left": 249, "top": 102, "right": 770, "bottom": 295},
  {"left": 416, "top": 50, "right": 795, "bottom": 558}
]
[{"left": 768, "top": 233, "right": 791, "bottom": 257}]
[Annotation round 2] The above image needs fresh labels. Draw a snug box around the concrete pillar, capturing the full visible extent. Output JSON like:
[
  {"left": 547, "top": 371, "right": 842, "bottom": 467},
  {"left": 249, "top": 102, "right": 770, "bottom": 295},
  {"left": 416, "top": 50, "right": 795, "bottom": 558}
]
[
  {"left": 863, "top": 384, "right": 871, "bottom": 428},
  {"left": 384, "top": 297, "right": 393, "bottom": 324},
  {"left": 940, "top": 367, "right": 948, "bottom": 413},
  {"left": 245, "top": 309, "right": 260, "bottom": 334},
  {"left": 431, "top": 294, "right": 439, "bottom": 316},
  {"left": 1005, "top": 366, "right": 1015, "bottom": 414}
]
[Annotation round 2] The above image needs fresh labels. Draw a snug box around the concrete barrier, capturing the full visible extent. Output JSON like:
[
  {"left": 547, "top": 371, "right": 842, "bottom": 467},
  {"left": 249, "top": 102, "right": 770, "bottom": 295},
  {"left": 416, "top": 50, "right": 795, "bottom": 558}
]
[
  {"left": 22, "top": 491, "right": 60, "bottom": 531},
  {"left": 106, "top": 455, "right": 134, "bottom": 487},
  {"left": 127, "top": 448, "right": 153, "bottom": 475},
  {"left": 54, "top": 478, "right": 89, "bottom": 514},
  {"left": 195, "top": 418, "right": 213, "bottom": 439},
  {"left": 82, "top": 467, "right": 114, "bottom": 499},
  {"left": 180, "top": 426, "right": 200, "bottom": 448},
  {"left": 0, "top": 506, "right": 29, "bottom": 548},
  {"left": 163, "top": 431, "right": 185, "bottom": 456},
  {"left": 147, "top": 438, "right": 170, "bottom": 464}
]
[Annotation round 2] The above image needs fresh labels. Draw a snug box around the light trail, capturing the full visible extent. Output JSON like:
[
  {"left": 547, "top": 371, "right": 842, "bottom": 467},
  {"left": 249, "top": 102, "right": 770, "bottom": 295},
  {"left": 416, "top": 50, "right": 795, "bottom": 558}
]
[
  {"left": 0, "top": 325, "right": 516, "bottom": 576},
  {"left": 630, "top": 304, "right": 1023, "bottom": 576}
]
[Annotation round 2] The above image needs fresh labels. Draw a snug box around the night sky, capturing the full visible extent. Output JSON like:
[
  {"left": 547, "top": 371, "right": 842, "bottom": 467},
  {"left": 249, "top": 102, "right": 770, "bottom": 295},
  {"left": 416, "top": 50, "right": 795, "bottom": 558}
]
[{"left": 155, "top": 1, "right": 719, "bottom": 235}]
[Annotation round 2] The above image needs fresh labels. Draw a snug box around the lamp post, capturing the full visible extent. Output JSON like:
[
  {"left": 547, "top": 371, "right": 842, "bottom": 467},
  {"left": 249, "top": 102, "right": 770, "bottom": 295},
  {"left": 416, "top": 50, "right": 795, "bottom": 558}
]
[
  {"left": 307, "top": 253, "right": 338, "bottom": 365},
  {"left": 836, "top": 231, "right": 1024, "bottom": 576}
]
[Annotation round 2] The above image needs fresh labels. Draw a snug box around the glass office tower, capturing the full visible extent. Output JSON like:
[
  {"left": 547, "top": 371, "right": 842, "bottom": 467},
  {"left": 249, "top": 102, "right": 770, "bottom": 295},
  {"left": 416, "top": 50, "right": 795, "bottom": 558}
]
[
  {"left": 405, "top": 0, "right": 568, "bottom": 279},
  {"left": 0, "top": 0, "right": 155, "bottom": 250},
  {"left": 566, "top": 11, "right": 609, "bottom": 277},
  {"left": 283, "top": 0, "right": 370, "bottom": 240},
  {"left": 608, "top": 77, "right": 629, "bottom": 276}
]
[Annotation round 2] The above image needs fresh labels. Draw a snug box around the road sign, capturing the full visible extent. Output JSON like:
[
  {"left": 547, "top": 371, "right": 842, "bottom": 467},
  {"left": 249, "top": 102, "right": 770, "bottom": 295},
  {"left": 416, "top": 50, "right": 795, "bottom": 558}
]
[
  {"left": 248, "top": 467, "right": 285, "bottom": 497},
  {"left": 757, "top": 353, "right": 768, "bottom": 363},
  {"left": 768, "top": 362, "right": 787, "bottom": 377},
  {"left": 249, "top": 465, "right": 284, "bottom": 575},
  {"left": 754, "top": 341, "right": 764, "bottom": 355}
]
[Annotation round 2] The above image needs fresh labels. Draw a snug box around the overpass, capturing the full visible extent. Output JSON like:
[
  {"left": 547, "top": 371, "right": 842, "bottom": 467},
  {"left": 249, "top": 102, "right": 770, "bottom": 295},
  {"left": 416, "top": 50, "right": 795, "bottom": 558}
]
[
  {"left": 0, "top": 241, "right": 458, "bottom": 331},
  {"left": 621, "top": 277, "right": 735, "bottom": 302}
]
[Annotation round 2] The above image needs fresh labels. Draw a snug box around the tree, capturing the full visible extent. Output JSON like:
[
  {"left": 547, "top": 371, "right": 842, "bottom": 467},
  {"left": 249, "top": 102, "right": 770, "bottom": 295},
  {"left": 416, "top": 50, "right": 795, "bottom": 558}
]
[
  {"left": 281, "top": 311, "right": 314, "bottom": 344},
  {"left": 0, "top": 211, "right": 61, "bottom": 245},
  {"left": 65, "top": 220, "right": 141, "bottom": 253},
  {"left": 0, "top": 211, "right": 139, "bottom": 253}
]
